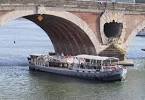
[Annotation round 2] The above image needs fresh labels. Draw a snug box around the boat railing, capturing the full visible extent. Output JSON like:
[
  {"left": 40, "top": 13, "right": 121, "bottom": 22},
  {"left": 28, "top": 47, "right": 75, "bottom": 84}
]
[
  {"left": 71, "top": 63, "right": 102, "bottom": 71},
  {"left": 29, "top": 55, "right": 122, "bottom": 72},
  {"left": 101, "top": 64, "right": 122, "bottom": 72}
]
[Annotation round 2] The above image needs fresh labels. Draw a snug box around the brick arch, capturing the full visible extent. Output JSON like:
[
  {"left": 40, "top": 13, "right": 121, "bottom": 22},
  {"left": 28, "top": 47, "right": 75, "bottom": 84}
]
[
  {"left": 125, "top": 20, "right": 145, "bottom": 48},
  {"left": 0, "top": 9, "right": 99, "bottom": 55}
]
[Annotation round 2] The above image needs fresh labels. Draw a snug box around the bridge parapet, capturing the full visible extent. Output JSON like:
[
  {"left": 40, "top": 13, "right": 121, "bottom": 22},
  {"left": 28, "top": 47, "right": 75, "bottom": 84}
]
[{"left": 1, "top": 1, "right": 145, "bottom": 13}]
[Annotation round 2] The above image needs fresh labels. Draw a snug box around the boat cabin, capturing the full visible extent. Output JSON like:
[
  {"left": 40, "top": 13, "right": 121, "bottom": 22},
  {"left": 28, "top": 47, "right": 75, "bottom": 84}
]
[
  {"left": 74, "top": 54, "right": 119, "bottom": 70},
  {"left": 28, "top": 54, "right": 120, "bottom": 71}
]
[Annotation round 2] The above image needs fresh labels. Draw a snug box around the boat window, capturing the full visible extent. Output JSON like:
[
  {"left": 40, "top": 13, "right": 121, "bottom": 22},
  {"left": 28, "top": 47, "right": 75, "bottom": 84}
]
[
  {"left": 85, "top": 59, "right": 90, "bottom": 63},
  {"left": 103, "top": 60, "right": 110, "bottom": 66},
  {"left": 97, "top": 60, "right": 101, "bottom": 65},
  {"left": 111, "top": 59, "right": 118, "bottom": 65}
]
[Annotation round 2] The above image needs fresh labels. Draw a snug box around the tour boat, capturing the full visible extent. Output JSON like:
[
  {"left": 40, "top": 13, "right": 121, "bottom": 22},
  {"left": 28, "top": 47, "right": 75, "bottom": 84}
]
[{"left": 27, "top": 54, "right": 127, "bottom": 81}]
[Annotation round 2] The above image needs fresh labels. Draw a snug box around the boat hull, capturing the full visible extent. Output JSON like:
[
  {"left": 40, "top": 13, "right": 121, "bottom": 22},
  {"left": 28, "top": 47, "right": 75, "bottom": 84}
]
[{"left": 29, "top": 65, "right": 127, "bottom": 82}]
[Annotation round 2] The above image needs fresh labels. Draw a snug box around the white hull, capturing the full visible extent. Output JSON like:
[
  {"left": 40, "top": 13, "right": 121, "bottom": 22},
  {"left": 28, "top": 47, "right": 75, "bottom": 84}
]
[{"left": 29, "top": 65, "right": 127, "bottom": 81}]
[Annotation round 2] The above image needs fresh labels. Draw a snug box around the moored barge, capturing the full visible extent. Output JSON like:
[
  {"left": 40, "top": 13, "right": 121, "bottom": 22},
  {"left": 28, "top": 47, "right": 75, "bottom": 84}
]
[{"left": 28, "top": 54, "right": 127, "bottom": 81}]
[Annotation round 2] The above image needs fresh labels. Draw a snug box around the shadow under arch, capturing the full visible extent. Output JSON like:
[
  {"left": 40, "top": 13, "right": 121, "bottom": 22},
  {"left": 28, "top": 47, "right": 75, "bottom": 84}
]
[{"left": 23, "top": 14, "right": 96, "bottom": 55}]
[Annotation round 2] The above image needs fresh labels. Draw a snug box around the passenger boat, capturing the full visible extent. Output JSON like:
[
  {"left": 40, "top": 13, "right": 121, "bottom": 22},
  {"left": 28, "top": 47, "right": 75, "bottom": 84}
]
[{"left": 27, "top": 54, "right": 127, "bottom": 81}]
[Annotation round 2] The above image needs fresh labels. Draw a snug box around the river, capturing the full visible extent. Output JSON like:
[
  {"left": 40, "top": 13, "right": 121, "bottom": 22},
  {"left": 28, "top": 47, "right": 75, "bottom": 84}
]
[{"left": 0, "top": 18, "right": 145, "bottom": 100}]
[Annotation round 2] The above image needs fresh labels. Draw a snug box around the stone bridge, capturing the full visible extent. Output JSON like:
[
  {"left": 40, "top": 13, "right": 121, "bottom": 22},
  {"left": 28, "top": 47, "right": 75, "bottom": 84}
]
[{"left": 1, "top": 0, "right": 145, "bottom": 60}]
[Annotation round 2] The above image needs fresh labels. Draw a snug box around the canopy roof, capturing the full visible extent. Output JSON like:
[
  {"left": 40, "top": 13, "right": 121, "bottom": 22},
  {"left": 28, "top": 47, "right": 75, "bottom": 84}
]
[{"left": 76, "top": 54, "right": 118, "bottom": 60}]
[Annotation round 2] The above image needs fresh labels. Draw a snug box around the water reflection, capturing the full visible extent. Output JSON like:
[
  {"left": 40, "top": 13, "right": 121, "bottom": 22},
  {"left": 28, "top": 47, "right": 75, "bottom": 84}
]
[{"left": 1, "top": 64, "right": 145, "bottom": 100}]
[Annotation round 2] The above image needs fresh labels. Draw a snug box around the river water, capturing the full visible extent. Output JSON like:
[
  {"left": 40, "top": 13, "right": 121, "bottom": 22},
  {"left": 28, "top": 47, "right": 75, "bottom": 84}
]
[{"left": 0, "top": 19, "right": 145, "bottom": 100}]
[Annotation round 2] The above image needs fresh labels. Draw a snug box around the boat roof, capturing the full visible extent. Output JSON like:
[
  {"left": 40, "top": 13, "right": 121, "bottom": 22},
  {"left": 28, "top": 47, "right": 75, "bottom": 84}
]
[
  {"left": 30, "top": 54, "right": 44, "bottom": 56},
  {"left": 30, "top": 54, "right": 47, "bottom": 57},
  {"left": 75, "top": 54, "right": 118, "bottom": 60}
]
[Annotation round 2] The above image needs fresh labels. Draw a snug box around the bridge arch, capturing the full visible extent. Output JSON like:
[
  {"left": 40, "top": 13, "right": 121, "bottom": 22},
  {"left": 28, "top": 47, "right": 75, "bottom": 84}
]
[
  {"left": 125, "top": 20, "right": 145, "bottom": 48},
  {"left": 0, "top": 9, "right": 99, "bottom": 55}
]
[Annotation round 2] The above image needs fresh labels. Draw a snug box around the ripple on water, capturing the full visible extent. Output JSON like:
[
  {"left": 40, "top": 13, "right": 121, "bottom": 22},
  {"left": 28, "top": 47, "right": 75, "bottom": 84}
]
[{"left": 0, "top": 65, "right": 145, "bottom": 100}]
